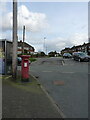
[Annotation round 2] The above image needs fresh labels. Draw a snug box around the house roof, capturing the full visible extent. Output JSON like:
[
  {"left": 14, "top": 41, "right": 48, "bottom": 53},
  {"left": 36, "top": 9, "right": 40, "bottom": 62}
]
[
  {"left": 0, "top": 39, "right": 35, "bottom": 50},
  {"left": 18, "top": 41, "right": 34, "bottom": 48}
]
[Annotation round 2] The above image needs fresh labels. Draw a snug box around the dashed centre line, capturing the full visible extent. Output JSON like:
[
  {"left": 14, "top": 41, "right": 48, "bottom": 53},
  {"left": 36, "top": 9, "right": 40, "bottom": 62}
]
[
  {"left": 42, "top": 71, "right": 52, "bottom": 73},
  {"left": 61, "top": 72, "right": 74, "bottom": 74},
  {"left": 42, "top": 71, "right": 75, "bottom": 74},
  {"left": 31, "top": 70, "right": 87, "bottom": 74}
]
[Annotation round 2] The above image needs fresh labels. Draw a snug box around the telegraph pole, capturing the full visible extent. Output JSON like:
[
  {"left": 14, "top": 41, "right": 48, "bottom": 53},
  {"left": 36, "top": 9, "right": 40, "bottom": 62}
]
[
  {"left": 12, "top": 0, "right": 17, "bottom": 79},
  {"left": 22, "top": 25, "right": 25, "bottom": 54}
]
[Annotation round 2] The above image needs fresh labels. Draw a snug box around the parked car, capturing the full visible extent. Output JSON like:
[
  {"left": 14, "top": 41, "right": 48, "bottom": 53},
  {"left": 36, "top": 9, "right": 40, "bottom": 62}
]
[
  {"left": 17, "top": 57, "right": 22, "bottom": 65},
  {"left": 73, "top": 52, "right": 90, "bottom": 62},
  {"left": 17, "top": 57, "right": 31, "bottom": 65},
  {"left": 63, "top": 53, "right": 72, "bottom": 58}
]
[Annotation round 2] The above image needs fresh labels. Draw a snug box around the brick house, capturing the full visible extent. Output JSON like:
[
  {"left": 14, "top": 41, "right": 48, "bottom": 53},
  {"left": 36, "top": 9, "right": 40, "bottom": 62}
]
[
  {"left": 18, "top": 40, "right": 35, "bottom": 55},
  {"left": 61, "top": 42, "right": 90, "bottom": 55}
]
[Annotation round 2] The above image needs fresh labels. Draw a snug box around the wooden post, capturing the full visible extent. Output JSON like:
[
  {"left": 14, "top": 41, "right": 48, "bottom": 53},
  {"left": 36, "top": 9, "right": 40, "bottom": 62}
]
[{"left": 22, "top": 25, "right": 25, "bottom": 54}]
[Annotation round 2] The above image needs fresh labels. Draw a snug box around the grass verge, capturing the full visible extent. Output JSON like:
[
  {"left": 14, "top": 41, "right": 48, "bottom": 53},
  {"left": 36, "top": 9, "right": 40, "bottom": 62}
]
[{"left": 2, "top": 75, "right": 43, "bottom": 94}]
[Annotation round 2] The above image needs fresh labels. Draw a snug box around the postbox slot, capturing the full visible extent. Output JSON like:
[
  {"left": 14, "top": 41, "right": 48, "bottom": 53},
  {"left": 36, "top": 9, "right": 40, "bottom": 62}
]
[{"left": 24, "top": 59, "right": 28, "bottom": 61}]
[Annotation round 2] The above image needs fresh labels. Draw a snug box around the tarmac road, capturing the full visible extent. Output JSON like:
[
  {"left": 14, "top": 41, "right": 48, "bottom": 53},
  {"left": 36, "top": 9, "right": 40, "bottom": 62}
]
[{"left": 30, "top": 57, "right": 88, "bottom": 118}]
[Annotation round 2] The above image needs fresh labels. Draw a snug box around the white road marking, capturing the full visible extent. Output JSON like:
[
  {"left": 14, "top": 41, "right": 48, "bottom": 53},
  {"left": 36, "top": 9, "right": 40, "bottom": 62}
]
[
  {"left": 42, "top": 71, "right": 52, "bottom": 72},
  {"left": 61, "top": 72, "right": 74, "bottom": 74},
  {"left": 61, "top": 61, "right": 65, "bottom": 65},
  {"left": 64, "top": 64, "right": 74, "bottom": 66}
]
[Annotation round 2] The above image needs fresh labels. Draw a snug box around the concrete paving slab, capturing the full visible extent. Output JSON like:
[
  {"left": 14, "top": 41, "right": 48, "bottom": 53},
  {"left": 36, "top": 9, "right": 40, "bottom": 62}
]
[{"left": 2, "top": 75, "right": 62, "bottom": 118}]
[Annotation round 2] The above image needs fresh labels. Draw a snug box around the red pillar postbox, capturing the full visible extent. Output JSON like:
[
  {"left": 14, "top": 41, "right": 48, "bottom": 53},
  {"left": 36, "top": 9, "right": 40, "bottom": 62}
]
[{"left": 21, "top": 55, "right": 30, "bottom": 81}]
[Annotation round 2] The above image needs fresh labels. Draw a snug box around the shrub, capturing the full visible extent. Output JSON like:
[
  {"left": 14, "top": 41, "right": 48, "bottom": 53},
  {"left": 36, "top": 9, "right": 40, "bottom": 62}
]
[{"left": 29, "top": 58, "right": 36, "bottom": 62}]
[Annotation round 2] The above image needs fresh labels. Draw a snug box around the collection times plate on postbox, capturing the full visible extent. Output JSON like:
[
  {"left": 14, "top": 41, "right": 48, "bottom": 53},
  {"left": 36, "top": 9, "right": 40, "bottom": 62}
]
[{"left": 24, "top": 63, "right": 27, "bottom": 67}]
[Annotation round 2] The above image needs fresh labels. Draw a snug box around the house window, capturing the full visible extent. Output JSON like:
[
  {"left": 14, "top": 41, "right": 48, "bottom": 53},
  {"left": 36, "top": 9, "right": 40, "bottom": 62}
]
[
  {"left": 24, "top": 47, "right": 29, "bottom": 50},
  {"left": 30, "top": 47, "right": 33, "bottom": 50},
  {"left": 18, "top": 47, "right": 22, "bottom": 49},
  {"left": 82, "top": 47, "right": 84, "bottom": 49},
  {"left": 18, "top": 51, "right": 22, "bottom": 54}
]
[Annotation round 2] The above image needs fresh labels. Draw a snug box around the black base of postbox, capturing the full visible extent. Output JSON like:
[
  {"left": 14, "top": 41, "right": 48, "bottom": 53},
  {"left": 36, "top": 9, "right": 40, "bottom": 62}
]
[{"left": 21, "top": 78, "right": 29, "bottom": 82}]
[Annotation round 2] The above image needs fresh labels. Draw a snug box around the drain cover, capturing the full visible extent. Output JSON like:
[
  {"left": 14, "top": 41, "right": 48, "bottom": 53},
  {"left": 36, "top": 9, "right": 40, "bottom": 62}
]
[{"left": 53, "top": 81, "right": 65, "bottom": 86}]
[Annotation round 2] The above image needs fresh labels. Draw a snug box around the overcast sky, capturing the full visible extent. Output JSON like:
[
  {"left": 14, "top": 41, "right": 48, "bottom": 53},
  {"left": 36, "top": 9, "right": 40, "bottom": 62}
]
[{"left": 0, "top": 2, "right": 88, "bottom": 53}]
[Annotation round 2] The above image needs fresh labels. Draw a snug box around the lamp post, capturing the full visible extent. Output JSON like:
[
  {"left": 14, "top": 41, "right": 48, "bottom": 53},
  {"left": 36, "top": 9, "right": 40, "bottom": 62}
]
[
  {"left": 44, "top": 37, "right": 46, "bottom": 54},
  {"left": 46, "top": 46, "right": 47, "bottom": 55}
]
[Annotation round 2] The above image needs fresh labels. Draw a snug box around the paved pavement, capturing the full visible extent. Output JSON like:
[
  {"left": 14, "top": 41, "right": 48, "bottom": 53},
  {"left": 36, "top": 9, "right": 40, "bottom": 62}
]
[
  {"left": 2, "top": 74, "right": 62, "bottom": 118},
  {"left": 0, "top": 75, "right": 2, "bottom": 120},
  {"left": 30, "top": 57, "right": 88, "bottom": 118}
]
